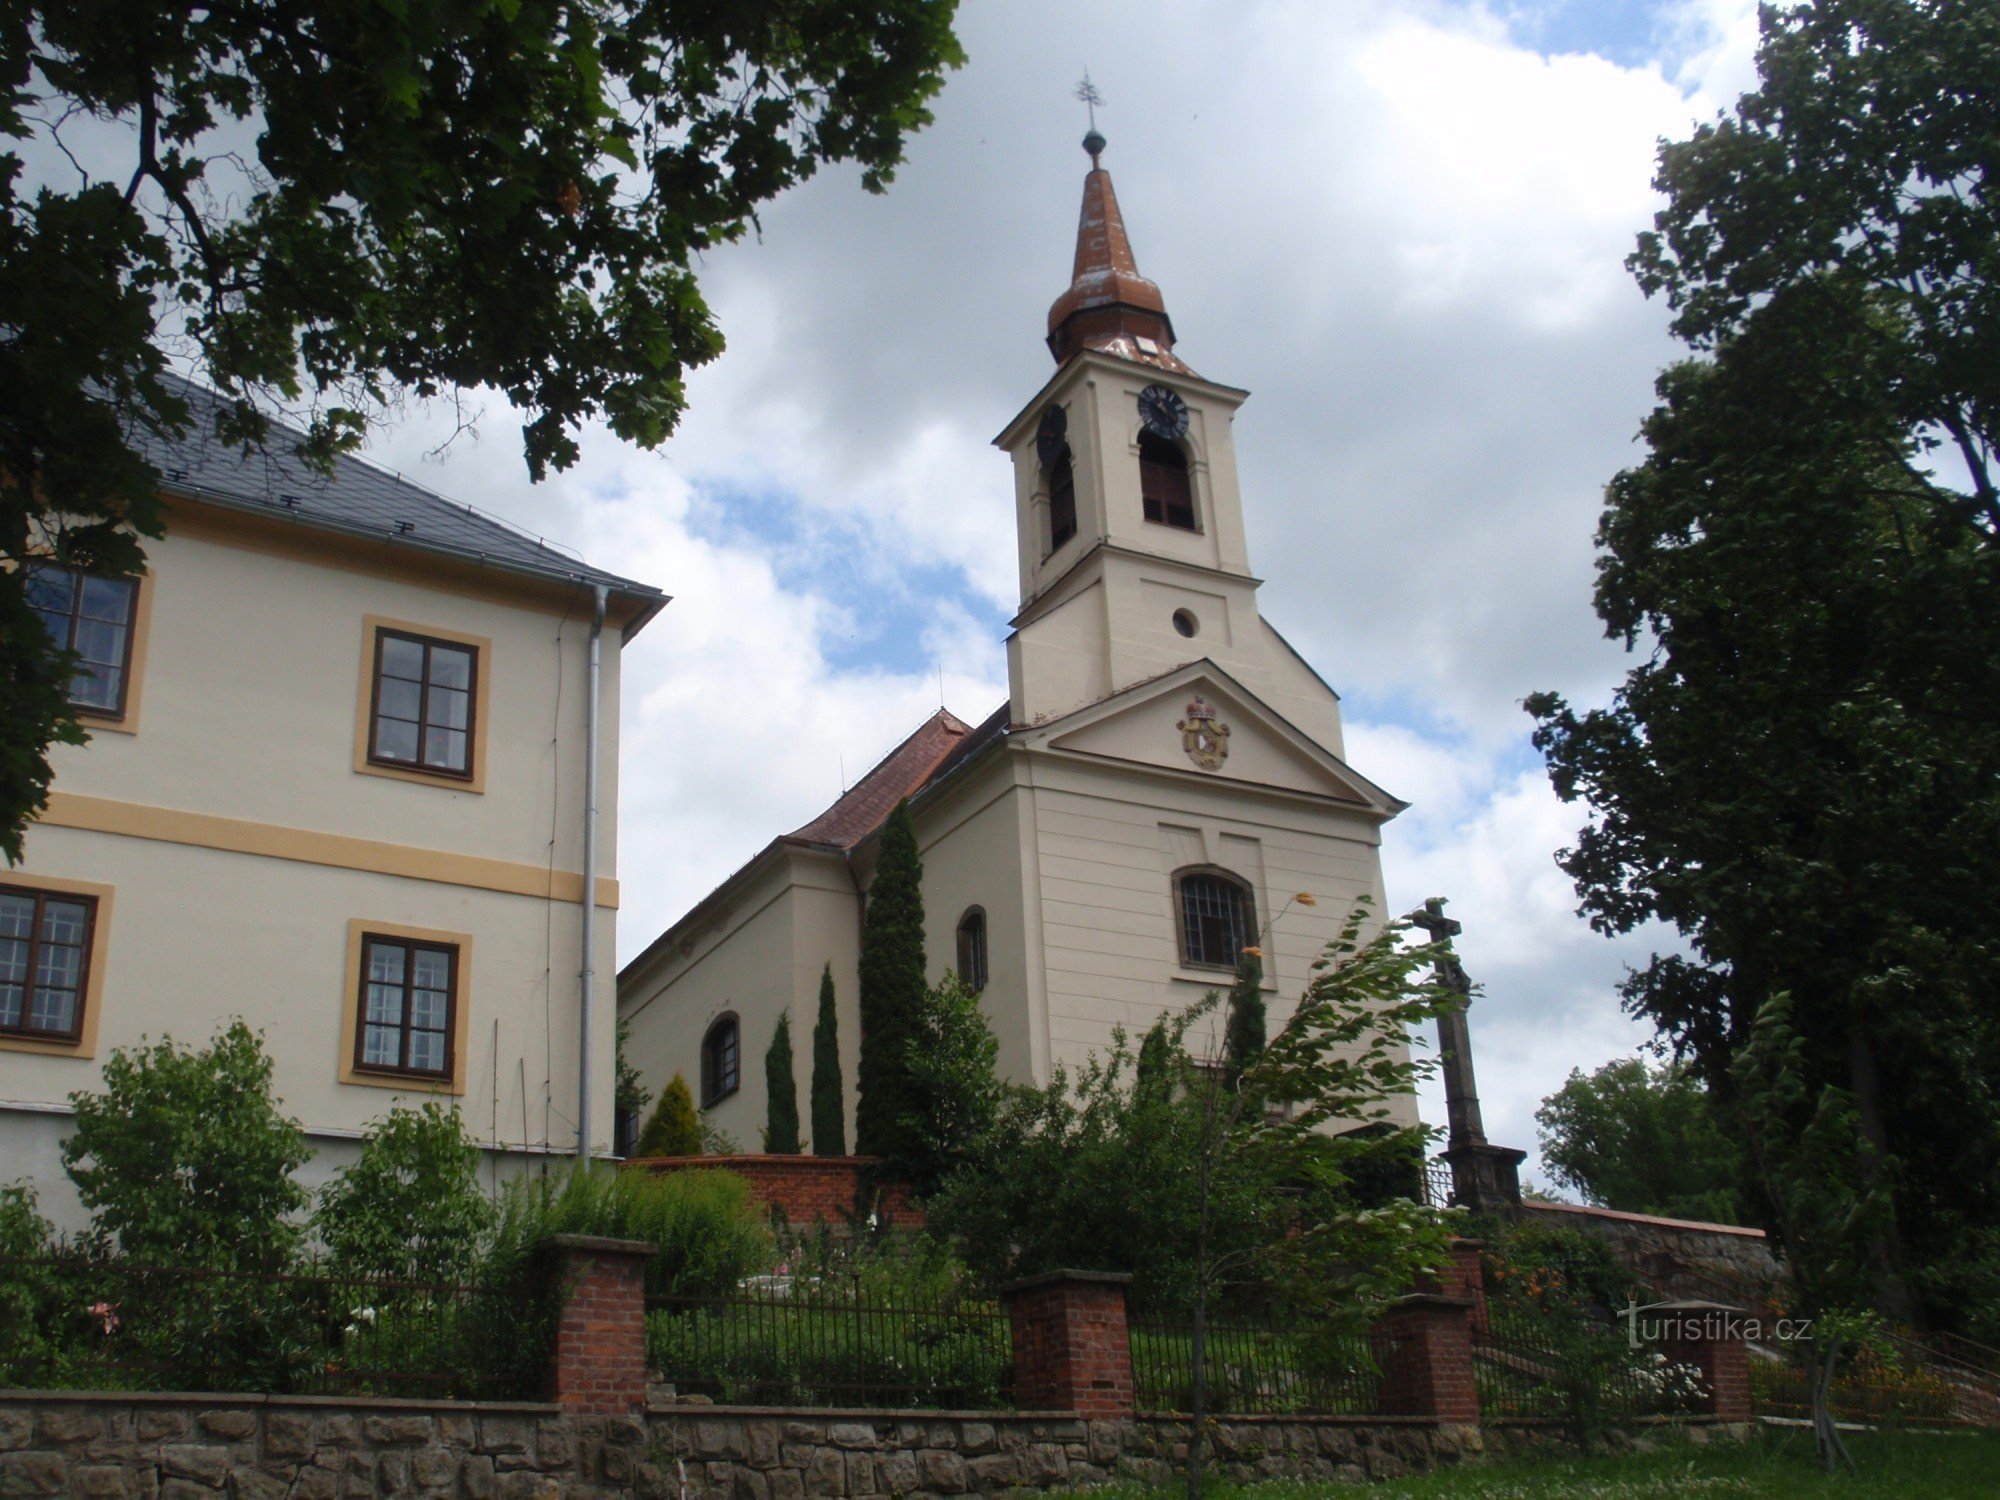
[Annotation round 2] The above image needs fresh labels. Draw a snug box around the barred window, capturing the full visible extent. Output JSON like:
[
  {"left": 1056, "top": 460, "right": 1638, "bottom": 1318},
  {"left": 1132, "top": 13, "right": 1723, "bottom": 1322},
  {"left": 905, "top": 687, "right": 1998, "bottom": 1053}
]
[
  {"left": 1175, "top": 869, "right": 1254, "bottom": 970},
  {"left": 355, "top": 934, "right": 457, "bottom": 1078},
  {"left": 26, "top": 564, "right": 138, "bottom": 717},
  {"left": 703, "top": 1014, "right": 740, "bottom": 1106},
  {"left": 1139, "top": 432, "right": 1197, "bottom": 531},
  {"left": 0, "top": 885, "right": 95, "bottom": 1042}
]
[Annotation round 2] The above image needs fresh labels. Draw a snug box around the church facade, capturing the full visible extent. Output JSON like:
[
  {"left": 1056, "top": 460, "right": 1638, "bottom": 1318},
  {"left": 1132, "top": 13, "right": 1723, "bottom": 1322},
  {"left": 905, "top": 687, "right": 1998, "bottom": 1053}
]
[{"left": 617, "top": 138, "right": 1416, "bottom": 1147}]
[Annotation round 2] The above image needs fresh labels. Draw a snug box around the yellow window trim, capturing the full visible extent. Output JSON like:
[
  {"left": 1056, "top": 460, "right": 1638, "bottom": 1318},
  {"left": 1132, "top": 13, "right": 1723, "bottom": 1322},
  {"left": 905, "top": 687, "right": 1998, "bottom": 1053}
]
[
  {"left": 354, "top": 614, "right": 493, "bottom": 795},
  {"left": 339, "top": 918, "right": 474, "bottom": 1096},
  {"left": 0, "top": 871, "right": 114, "bottom": 1060},
  {"left": 37, "top": 792, "right": 617, "bottom": 908}
]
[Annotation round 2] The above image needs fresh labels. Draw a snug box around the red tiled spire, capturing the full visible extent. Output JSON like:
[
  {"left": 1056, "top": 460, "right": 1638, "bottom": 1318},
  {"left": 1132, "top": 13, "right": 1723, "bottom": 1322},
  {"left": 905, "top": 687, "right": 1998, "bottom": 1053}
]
[{"left": 1045, "top": 133, "right": 1193, "bottom": 374}]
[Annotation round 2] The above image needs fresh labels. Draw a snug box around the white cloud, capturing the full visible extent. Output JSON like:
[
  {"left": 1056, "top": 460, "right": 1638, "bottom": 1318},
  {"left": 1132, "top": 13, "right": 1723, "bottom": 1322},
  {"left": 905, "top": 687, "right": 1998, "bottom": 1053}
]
[{"left": 347, "top": 0, "right": 1755, "bottom": 1165}]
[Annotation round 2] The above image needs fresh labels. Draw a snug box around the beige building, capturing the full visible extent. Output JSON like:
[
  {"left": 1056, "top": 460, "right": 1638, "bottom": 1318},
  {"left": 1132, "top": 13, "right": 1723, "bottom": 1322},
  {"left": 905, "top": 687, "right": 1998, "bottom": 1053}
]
[
  {"left": 619, "top": 140, "right": 1418, "bottom": 1148},
  {"left": 6, "top": 379, "right": 664, "bottom": 1223}
]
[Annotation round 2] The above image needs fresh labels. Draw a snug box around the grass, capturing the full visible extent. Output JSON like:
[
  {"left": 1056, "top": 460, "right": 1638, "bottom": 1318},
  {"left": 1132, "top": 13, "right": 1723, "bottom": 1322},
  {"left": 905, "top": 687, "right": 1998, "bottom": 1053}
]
[{"left": 1091, "top": 1427, "right": 2000, "bottom": 1499}]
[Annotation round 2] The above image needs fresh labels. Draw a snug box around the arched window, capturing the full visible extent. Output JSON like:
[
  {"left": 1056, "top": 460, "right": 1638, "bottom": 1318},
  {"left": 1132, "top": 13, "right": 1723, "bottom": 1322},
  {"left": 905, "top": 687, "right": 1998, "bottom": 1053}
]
[
  {"left": 1173, "top": 868, "right": 1255, "bottom": 970},
  {"left": 1046, "top": 449, "right": 1077, "bottom": 553},
  {"left": 701, "top": 1013, "right": 740, "bottom": 1106},
  {"left": 1140, "top": 431, "right": 1197, "bottom": 531},
  {"left": 956, "top": 907, "right": 989, "bottom": 993}
]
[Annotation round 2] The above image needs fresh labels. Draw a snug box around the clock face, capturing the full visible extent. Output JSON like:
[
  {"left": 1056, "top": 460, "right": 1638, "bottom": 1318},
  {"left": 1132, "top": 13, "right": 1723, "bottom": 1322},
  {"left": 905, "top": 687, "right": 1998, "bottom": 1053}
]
[
  {"left": 1138, "top": 384, "right": 1189, "bottom": 440},
  {"left": 1036, "top": 405, "right": 1069, "bottom": 467}
]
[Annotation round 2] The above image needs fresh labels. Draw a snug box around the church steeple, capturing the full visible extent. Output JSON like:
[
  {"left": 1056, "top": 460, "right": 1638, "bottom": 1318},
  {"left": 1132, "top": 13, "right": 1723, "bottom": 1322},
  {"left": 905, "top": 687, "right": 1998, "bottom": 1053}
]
[{"left": 1045, "top": 134, "right": 1194, "bottom": 375}]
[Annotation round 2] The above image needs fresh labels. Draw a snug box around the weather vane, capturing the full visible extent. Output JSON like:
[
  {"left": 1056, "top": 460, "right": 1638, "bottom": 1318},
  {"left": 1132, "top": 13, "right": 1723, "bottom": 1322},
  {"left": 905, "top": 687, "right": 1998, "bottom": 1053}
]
[{"left": 1074, "top": 73, "right": 1106, "bottom": 165}]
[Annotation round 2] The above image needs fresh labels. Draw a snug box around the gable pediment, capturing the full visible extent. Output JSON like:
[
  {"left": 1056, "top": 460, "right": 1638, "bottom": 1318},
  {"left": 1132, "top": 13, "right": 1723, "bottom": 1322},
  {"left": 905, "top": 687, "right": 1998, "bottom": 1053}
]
[{"left": 1028, "top": 662, "right": 1401, "bottom": 814}]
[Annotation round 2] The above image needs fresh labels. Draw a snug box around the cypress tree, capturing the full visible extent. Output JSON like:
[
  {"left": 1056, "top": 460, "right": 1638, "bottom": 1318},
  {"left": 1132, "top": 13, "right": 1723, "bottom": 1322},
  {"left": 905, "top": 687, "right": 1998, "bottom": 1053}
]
[
  {"left": 855, "top": 798, "right": 926, "bottom": 1162},
  {"left": 1223, "top": 950, "right": 1266, "bottom": 1081},
  {"left": 634, "top": 1072, "right": 704, "bottom": 1157},
  {"left": 811, "top": 964, "right": 848, "bottom": 1156},
  {"left": 764, "top": 1012, "right": 801, "bottom": 1153}
]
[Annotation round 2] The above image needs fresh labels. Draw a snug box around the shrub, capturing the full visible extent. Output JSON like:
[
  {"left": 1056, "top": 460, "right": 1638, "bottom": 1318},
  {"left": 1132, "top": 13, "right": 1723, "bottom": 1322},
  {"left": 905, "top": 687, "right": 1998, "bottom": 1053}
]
[
  {"left": 856, "top": 798, "right": 925, "bottom": 1161},
  {"left": 484, "top": 1164, "right": 769, "bottom": 1298},
  {"left": 764, "top": 1012, "right": 801, "bottom": 1154},
  {"left": 62, "top": 1021, "right": 310, "bottom": 1271},
  {"left": 635, "top": 1073, "right": 704, "bottom": 1157},
  {"left": 0, "top": 1185, "right": 57, "bottom": 1384},
  {"left": 315, "top": 1103, "right": 492, "bottom": 1282},
  {"left": 811, "top": 963, "right": 847, "bottom": 1157}
]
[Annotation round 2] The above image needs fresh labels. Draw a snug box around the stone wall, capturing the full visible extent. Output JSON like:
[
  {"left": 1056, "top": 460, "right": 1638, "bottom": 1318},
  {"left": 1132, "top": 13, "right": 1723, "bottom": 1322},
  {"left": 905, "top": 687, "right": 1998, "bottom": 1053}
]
[
  {"left": 0, "top": 1393, "right": 1496, "bottom": 1497},
  {"left": 1523, "top": 1202, "right": 1780, "bottom": 1297}
]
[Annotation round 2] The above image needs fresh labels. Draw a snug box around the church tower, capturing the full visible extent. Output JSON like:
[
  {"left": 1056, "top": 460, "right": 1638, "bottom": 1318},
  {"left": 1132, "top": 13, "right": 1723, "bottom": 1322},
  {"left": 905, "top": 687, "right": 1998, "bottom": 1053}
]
[{"left": 995, "top": 131, "right": 1309, "bottom": 738}]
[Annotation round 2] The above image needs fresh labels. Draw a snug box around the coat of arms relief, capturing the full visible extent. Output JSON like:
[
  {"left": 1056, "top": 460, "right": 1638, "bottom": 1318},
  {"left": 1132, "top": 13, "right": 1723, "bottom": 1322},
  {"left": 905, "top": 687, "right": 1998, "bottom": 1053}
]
[{"left": 1177, "top": 695, "right": 1230, "bottom": 771}]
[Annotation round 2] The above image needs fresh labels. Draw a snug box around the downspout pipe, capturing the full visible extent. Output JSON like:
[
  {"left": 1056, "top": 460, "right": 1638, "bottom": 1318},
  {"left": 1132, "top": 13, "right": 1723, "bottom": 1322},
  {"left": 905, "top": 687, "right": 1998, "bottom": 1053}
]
[{"left": 579, "top": 584, "right": 609, "bottom": 1161}]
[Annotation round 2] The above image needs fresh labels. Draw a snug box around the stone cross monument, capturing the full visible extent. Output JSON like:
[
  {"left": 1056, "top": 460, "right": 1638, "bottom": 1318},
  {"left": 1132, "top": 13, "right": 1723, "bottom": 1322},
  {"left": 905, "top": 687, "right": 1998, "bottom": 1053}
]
[{"left": 1410, "top": 897, "right": 1526, "bottom": 1213}]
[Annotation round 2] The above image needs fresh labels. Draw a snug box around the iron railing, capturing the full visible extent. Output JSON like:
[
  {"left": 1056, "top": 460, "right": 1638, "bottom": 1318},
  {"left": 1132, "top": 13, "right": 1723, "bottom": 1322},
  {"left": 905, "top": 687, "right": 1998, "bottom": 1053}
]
[
  {"left": 1474, "top": 1301, "right": 1701, "bottom": 1425},
  {"left": 1129, "top": 1311, "right": 1380, "bottom": 1416},
  {"left": 645, "top": 1278, "right": 1013, "bottom": 1409},
  {"left": 0, "top": 1252, "right": 545, "bottom": 1399}
]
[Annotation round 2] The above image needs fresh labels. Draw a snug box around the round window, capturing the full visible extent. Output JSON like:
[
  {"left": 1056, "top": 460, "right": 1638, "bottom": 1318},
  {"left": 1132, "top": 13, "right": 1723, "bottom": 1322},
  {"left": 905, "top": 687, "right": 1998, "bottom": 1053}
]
[{"left": 1172, "top": 609, "right": 1199, "bottom": 639}]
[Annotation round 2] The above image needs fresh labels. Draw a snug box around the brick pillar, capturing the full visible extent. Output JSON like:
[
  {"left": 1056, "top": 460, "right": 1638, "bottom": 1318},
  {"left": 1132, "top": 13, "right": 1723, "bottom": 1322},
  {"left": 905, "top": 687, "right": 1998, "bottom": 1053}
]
[
  {"left": 1441, "top": 1239, "right": 1489, "bottom": 1342},
  {"left": 1648, "top": 1301, "right": 1751, "bottom": 1424},
  {"left": 541, "top": 1234, "right": 653, "bottom": 1415},
  {"left": 1370, "top": 1293, "right": 1480, "bottom": 1425},
  {"left": 1001, "top": 1270, "right": 1135, "bottom": 1418}
]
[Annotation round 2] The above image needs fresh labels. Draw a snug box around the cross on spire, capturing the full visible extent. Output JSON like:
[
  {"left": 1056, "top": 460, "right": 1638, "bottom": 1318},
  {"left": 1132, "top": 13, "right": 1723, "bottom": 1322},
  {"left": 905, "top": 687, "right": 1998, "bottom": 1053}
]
[{"left": 1074, "top": 73, "right": 1106, "bottom": 166}]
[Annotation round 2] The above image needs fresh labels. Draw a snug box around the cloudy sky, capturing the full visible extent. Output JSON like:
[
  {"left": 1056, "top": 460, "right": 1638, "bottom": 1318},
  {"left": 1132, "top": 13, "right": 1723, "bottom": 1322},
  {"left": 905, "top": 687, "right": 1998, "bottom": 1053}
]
[{"left": 344, "top": 0, "right": 1767, "bottom": 1190}]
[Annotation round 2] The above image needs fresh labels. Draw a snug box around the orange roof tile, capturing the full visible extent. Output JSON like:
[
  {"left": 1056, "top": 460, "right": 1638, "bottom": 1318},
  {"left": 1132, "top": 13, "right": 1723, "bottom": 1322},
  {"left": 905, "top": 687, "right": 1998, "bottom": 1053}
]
[{"left": 787, "top": 709, "right": 976, "bottom": 849}]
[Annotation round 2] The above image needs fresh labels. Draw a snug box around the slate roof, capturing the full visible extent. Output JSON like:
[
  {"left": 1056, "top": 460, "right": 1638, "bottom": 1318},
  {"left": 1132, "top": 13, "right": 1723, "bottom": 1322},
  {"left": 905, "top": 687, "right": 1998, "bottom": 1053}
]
[{"left": 136, "top": 375, "right": 667, "bottom": 617}]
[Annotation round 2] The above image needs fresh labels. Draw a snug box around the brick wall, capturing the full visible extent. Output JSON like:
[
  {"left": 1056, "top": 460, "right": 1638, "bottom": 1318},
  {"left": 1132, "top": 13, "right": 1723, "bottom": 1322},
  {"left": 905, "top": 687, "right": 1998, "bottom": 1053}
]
[
  {"left": 629, "top": 1155, "right": 922, "bottom": 1229},
  {"left": 543, "top": 1234, "right": 653, "bottom": 1416}
]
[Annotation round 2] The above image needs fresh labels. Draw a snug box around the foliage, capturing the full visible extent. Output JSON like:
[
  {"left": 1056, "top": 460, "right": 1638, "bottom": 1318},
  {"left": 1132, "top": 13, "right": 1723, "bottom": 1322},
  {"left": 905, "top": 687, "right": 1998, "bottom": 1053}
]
[
  {"left": 634, "top": 1072, "right": 704, "bottom": 1158},
  {"left": 314, "top": 1103, "right": 491, "bottom": 1283},
  {"left": 1534, "top": 1057, "right": 1744, "bottom": 1224},
  {"left": 1473, "top": 1217, "right": 1638, "bottom": 1316},
  {"left": 700, "top": 1113, "right": 742, "bottom": 1156},
  {"left": 855, "top": 798, "right": 927, "bottom": 1163},
  {"left": 763, "top": 1012, "right": 802, "bottom": 1154},
  {"left": 62, "top": 1021, "right": 309, "bottom": 1271},
  {"left": 0, "top": 1184, "right": 56, "bottom": 1383},
  {"left": 614, "top": 1015, "right": 651, "bottom": 1131},
  {"left": 0, "top": 0, "right": 965, "bottom": 862},
  {"left": 1221, "top": 950, "right": 1266, "bottom": 1083},
  {"left": 1527, "top": 0, "right": 2000, "bottom": 1333},
  {"left": 899, "top": 973, "right": 1001, "bottom": 1197},
  {"left": 483, "top": 1163, "right": 768, "bottom": 1300},
  {"left": 1732, "top": 993, "right": 1895, "bottom": 1473},
  {"left": 811, "top": 963, "right": 847, "bottom": 1157}
]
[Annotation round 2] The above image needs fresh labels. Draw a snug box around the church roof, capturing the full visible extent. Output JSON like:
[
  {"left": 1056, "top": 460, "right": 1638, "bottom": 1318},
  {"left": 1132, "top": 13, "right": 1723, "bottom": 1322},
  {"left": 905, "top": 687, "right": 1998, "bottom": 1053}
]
[
  {"left": 787, "top": 707, "right": 982, "bottom": 849},
  {"left": 1045, "top": 136, "right": 1194, "bottom": 375}
]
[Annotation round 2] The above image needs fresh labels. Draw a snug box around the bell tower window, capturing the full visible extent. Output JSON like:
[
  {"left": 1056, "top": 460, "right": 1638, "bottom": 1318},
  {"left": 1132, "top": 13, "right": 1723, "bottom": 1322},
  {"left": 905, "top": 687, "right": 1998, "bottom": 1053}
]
[
  {"left": 1047, "top": 449, "right": 1077, "bottom": 554},
  {"left": 1140, "top": 432, "right": 1197, "bottom": 531}
]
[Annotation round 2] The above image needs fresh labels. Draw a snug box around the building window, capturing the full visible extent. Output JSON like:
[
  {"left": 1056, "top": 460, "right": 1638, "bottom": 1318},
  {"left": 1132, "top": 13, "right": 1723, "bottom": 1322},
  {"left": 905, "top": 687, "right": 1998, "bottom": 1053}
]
[
  {"left": 354, "top": 933, "right": 457, "bottom": 1078},
  {"left": 368, "top": 628, "right": 478, "bottom": 778},
  {"left": 1175, "top": 868, "right": 1255, "bottom": 970},
  {"left": 1047, "top": 450, "right": 1077, "bottom": 553},
  {"left": 702, "top": 1014, "right": 740, "bottom": 1106},
  {"left": 957, "top": 907, "right": 989, "bottom": 993},
  {"left": 26, "top": 564, "right": 138, "bottom": 718},
  {"left": 0, "top": 884, "right": 96, "bottom": 1043},
  {"left": 1140, "top": 432, "right": 1197, "bottom": 531}
]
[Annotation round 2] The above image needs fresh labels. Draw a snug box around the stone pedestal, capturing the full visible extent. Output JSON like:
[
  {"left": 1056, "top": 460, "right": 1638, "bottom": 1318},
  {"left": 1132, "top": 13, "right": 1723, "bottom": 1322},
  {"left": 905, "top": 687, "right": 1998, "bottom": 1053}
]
[
  {"left": 1000, "top": 1270, "right": 1135, "bottom": 1418},
  {"left": 1443, "top": 1141, "right": 1528, "bottom": 1214}
]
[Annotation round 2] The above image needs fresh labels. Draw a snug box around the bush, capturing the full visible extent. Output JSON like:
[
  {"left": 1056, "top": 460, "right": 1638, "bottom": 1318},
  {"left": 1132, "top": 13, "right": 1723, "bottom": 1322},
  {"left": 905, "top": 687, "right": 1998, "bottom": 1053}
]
[
  {"left": 483, "top": 1163, "right": 769, "bottom": 1298},
  {"left": 315, "top": 1103, "right": 492, "bottom": 1282},
  {"left": 62, "top": 1021, "right": 310, "bottom": 1271},
  {"left": 635, "top": 1073, "right": 704, "bottom": 1157},
  {"left": 0, "top": 1185, "right": 57, "bottom": 1384}
]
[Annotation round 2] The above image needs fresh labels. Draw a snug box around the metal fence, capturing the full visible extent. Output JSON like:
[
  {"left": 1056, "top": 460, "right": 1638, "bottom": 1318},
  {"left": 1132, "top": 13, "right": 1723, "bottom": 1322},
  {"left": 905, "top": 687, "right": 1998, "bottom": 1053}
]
[
  {"left": 1473, "top": 1301, "right": 1699, "bottom": 1425},
  {"left": 645, "top": 1278, "right": 1013, "bottom": 1409},
  {"left": 0, "top": 1252, "right": 545, "bottom": 1400},
  {"left": 1129, "top": 1312, "right": 1380, "bottom": 1416}
]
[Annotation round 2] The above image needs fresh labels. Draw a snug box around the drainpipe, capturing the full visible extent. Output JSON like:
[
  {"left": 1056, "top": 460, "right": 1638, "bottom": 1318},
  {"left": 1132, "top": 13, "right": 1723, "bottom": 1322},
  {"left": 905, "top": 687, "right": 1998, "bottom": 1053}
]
[{"left": 578, "top": 584, "right": 608, "bottom": 1161}]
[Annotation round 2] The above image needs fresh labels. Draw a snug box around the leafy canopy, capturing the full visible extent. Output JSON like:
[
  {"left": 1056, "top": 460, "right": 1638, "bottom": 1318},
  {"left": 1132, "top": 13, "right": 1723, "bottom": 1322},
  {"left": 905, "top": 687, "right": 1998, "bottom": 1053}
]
[
  {"left": 0, "top": 0, "right": 964, "bottom": 861},
  {"left": 314, "top": 1102, "right": 492, "bottom": 1282},
  {"left": 1534, "top": 1057, "right": 1744, "bottom": 1225},
  {"left": 1527, "top": 0, "right": 2000, "bottom": 1331}
]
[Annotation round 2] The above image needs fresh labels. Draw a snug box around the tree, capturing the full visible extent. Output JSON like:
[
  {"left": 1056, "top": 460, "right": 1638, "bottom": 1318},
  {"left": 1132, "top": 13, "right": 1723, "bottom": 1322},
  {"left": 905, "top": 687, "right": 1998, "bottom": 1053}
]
[
  {"left": 855, "top": 798, "right": 926, "bottom": 1162},
  {"left": 1528, "top": 0, "right": 2000, "bottom": 1330},
  {"left": 0, "top": 1, "right": 966, "bottom": 862},
  {"left": 900, "top": 973, "right": 1001, "bottom": 1196},
  {"left": 763, "top": 1011, "right": 801, "bottom": 1154},
  {"left": 633, "top": 1072, "right": 703, "bottom": 1158},
  {"left": 1534, "top": 1057, "right": 1744, "bottom": 1224},
  {"left": 614, "top": 1014, "right": 651, "bottom": 1156},
  {"left": 315, "top": 1102, "right": 491, "bottom": 1282},
  {"left": 1221, "top": 948, "right": 1265, "bottom": 1082},
  {"left": 811, "top": 963, "right": 847, "bottom": 1157},
  {"left": 62, "top": 1020, "right": 310, "bottom": 1271}
]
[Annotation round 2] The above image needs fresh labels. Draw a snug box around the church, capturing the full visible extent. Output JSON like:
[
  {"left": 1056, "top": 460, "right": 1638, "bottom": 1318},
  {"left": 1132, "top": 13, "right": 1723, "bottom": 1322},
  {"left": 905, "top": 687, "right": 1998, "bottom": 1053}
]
[{"left": 617, "top": 132, "right": 1418, "bottom": 1147}]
